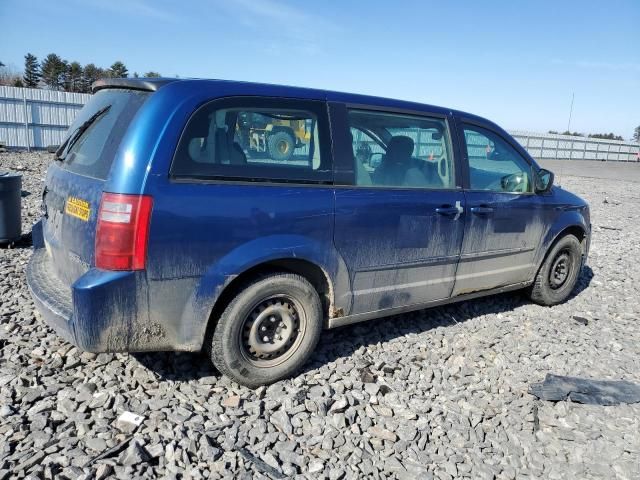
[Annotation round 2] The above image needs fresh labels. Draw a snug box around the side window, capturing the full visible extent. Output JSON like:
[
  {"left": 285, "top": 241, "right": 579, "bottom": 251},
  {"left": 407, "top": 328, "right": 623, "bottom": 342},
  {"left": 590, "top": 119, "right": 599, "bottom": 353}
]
[
  {"left": 348, "top": 110, "right": 454, "bottom": 189},
  {"left": 172, "top": 99, "right": 330, "bottom": 183},
  {"left": 463, "top": 125, "right": 533, "bottom": 193}
]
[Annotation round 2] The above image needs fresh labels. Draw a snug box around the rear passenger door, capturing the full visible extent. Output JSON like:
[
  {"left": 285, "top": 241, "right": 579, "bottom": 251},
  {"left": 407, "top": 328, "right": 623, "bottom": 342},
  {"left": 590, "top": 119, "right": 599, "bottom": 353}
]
[
  {"left": 331, "top": 104, "right": 465, "bottom": 315},
  {"left": 452, "top": 121, "right": 546, "bottom": 295}
]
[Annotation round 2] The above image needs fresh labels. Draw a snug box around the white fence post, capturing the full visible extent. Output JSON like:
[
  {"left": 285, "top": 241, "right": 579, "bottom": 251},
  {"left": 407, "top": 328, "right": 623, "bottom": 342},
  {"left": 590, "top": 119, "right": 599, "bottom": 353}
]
[{"left": 22, "top": 89, "right": 30, "bottom": 152}]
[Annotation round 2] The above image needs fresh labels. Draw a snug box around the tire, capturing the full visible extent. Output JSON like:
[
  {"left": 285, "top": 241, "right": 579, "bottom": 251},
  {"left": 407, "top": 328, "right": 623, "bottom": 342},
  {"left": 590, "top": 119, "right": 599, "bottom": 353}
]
[
  {"left": 208, "top": 273, "right": 323, "bottom": 388},
  {"left": 267, "top": 130, "right": 295, "bottom": 161},
  {"left": 528, "top": 234, "right": 583, "bottom": 306}
]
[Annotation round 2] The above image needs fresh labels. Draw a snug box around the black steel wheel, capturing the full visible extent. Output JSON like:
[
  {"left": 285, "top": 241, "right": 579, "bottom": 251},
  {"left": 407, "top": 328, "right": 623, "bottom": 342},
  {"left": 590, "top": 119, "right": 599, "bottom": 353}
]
[
  {"left": 208, "top": 273, "right": 323, "bottom": 388},
  {"left": 240, "top": 295, "right": 306, "bottom": 367},
  {"left": 528, "top": 234, "right": 583, "bottom": 306}
]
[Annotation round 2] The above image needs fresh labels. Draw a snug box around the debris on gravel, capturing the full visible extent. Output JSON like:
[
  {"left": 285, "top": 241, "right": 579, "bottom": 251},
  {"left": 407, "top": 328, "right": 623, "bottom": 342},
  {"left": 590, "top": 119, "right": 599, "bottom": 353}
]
[{"left": 1, "top": 152, "right": 640, "bottom": 479}]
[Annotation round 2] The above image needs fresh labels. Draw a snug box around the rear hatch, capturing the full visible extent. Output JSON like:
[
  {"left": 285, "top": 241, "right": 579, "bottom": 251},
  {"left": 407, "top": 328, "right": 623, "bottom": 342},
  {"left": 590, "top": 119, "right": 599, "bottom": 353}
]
[{"left": 42, "top": 89, "right": 150, "bottom": 286}]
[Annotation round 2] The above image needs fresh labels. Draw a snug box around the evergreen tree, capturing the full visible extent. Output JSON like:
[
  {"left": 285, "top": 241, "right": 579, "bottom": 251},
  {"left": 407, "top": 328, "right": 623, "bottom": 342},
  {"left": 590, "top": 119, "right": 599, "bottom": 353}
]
[
  {"left": 65, "top": 61, "right": 83, "bottom": 92},
  {"left": 41, "top": 53, "right": 66, "bottom": 89},
  {"left": 23, "top": 53, "right": 41, "bottom": 87},
  {"left": 144, "top": 71, "right": 161, "bottom": 78},
  {"left": 81, "top": 63, "right": 104, "bottom": 92},
  {"left": 109, "top": 61, "right": 128, "bottom": 78}
]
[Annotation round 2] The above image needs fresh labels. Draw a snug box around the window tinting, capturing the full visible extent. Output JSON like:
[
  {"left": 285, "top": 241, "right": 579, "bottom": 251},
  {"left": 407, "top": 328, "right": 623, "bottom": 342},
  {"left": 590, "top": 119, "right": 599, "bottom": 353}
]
[
  {"left": 463, "top": 125, "right": 533, "bottom": 193},
  {"left": 348, "top": 110, "right": 454, "bottom": 189},
  {"left": 61, "top": 89, "right": 149, "bottom": 180},
  {"left": 172, "top": 100, "right": 330, "bottom": 183}
]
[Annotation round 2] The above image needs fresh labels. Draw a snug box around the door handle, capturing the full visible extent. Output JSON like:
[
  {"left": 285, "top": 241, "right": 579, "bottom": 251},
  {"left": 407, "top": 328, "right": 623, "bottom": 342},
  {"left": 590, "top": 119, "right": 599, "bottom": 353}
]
[
  {"left": 470, "top": 206, "right": 494, "bottom": 215},
  {"left": 436, "top": 206, "right": 460, "bottom": 216},
  {"left": 436, "top": 201, "right": 464, "bottom": 219}
]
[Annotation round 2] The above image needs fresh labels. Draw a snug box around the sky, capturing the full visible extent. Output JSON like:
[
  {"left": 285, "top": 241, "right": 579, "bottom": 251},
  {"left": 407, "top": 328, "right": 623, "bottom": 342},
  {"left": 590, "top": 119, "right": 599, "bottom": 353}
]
[{"left": 1, "top": 0, "right": 639, "bottom": 138}]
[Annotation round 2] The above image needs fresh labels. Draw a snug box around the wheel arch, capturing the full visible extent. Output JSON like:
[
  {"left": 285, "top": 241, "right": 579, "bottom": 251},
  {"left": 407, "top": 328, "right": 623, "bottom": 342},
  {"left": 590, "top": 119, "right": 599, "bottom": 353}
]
[
  {"left": 535, "top": 222, "right": 588, "bottom": 277},
  {"left": 201, "top": 258, "right": 333, "bottom": 348}
]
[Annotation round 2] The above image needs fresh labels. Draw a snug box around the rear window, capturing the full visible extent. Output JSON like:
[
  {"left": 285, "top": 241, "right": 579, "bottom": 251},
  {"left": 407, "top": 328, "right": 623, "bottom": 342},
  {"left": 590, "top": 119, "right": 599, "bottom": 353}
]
[{"left": 60, "top": 89, "right": 149, "bottom": 180}]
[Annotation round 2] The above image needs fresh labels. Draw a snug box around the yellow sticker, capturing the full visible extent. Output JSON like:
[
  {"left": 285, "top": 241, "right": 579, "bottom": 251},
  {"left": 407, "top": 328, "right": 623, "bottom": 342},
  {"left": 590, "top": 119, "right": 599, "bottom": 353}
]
[{"left": 65, "top": 197, "right": 91, "bottom": 221}]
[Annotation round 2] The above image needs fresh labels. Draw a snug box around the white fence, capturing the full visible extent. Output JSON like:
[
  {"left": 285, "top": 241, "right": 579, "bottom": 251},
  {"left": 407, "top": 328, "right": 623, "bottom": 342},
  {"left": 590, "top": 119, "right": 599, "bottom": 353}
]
[
  {"left": 0, "top": 86, "right": 90, "bottom": 150},
  {"left": 0, "top": 86, "right": 639, "bottom": 162},
  {"left": 511, "top": 130, "right": 640, "bottom": 162}
]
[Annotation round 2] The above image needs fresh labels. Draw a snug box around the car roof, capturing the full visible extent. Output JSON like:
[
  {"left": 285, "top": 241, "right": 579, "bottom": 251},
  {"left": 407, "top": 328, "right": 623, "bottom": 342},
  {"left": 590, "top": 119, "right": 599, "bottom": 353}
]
[{"left": 92, "top": 77, "right": 494, "bottom": 126}]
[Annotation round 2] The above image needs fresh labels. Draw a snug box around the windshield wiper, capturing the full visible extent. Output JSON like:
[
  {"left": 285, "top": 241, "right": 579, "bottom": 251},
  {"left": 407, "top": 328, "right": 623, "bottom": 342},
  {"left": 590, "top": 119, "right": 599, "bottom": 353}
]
[{"left": 55, "top": 105, "right": 112, "bottom": 161}]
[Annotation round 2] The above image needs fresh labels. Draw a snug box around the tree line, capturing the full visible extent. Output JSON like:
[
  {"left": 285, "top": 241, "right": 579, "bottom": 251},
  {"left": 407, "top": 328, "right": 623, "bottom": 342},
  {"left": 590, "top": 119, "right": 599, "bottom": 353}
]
[
  {"left": 547, "top": 130, "right": 632, "bottom": 142},
  {"left": 0, "top": 53, "right": 161, "bottom": 93}
]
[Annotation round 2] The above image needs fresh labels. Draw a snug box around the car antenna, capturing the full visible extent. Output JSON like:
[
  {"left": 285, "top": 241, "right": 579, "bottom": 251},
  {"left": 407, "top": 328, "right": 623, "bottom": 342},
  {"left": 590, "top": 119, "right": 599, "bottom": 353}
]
[{"left": 557, "top": 93, "right": 575, "bottom": 188}]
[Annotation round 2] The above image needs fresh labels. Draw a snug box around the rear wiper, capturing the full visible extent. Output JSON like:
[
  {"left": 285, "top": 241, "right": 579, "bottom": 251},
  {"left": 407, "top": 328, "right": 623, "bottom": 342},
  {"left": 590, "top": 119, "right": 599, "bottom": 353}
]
[{"left": 55, "top": 105, "right": 112, "bottom": 161}]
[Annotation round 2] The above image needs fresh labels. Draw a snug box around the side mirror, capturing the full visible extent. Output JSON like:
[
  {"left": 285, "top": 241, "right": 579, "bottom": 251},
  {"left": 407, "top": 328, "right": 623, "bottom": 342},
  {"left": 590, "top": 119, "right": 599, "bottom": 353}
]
[
  {"left": 46, "top": 144, "right": 60, "bottom": 154},
  {"left": 535, "top": 168, "right": 554, "bottom": 193}
]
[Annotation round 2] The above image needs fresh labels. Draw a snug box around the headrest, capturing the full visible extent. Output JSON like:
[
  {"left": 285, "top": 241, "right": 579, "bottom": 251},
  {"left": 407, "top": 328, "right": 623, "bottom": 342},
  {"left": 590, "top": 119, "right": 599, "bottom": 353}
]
[{"left": 386, "top": 135, "right": 414, "bottom": 160}]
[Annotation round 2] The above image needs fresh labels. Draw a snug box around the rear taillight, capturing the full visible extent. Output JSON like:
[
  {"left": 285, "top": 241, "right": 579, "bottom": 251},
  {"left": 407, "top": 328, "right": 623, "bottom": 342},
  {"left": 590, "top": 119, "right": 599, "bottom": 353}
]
[{"left": 95, "top": 193, "right": 153, "bottom": 270}]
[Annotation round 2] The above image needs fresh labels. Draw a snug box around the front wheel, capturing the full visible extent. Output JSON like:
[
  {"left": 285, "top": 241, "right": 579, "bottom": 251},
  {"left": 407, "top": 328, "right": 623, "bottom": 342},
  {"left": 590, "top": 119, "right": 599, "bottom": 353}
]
[
  {"left": 208, "top": 273, "right": 323, "bottom": 388},
  {"left": 528, "top": 234, "right": 582, "bottom": 306}
]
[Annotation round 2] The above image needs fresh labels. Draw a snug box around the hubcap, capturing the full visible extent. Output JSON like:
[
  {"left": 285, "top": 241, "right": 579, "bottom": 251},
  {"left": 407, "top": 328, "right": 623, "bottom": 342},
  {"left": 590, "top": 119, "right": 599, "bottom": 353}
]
[
  {"left": 549, "top": 251, "right": 572, "bottom": 289},
  {"left": 240, "top": 296, "right": 303, "bottom": 367},
  {"left": 277, "top": 140, "right": 290, "bottom": 154}
]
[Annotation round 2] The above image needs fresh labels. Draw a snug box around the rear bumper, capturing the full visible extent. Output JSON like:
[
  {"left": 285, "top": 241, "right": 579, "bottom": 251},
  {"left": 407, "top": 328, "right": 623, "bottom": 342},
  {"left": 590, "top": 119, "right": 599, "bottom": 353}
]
[
  {"left": 27, "top": 246, "right": 184, "bottom": 353},
  {"left": 27, "top": 247, "right": 77, "bottom": 346}
]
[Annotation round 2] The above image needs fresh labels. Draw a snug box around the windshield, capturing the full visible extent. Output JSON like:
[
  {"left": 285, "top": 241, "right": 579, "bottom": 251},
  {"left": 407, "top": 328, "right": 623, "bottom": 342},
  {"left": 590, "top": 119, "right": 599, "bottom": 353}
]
[{"left": 60, "top": 89, "right": 150, "bottom": 180}]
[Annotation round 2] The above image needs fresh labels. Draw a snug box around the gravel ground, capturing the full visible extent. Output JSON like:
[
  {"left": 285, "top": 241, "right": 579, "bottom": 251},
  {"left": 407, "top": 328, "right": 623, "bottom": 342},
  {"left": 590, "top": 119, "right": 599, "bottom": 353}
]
[{"left": 1, "top": 152, "right": 639, "bottom": 480}]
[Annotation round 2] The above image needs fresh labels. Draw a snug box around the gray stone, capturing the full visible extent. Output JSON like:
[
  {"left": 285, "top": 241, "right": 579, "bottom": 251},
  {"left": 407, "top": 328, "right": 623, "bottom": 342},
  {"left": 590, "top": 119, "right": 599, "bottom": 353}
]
[
  {"left": 95, "top": 463, "right": 113, "bottom": 480},
  {"left": 271, "top": 409, "right": 293, "bottom": 435},
  {"left": 308, "top": 460, "right": 324, "bottom": 474},
  {"left": 118, "top": 441, "right": 151, "bottom": 466},
  {"left": 367, "top": 426, "right": 397, "bottom": 442},
  {"left": 329, "top": 398, "right": 348, "bottom": 414},
  {"left": 0, "top": 405, "right": 13, "bottom": 417}
]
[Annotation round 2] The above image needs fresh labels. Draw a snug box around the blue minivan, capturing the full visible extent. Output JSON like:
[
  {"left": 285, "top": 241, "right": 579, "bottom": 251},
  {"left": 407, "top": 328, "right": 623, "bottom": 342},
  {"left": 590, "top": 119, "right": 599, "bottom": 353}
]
[{"left": 28, "top": 78, "right": 590, "bottom": 386}]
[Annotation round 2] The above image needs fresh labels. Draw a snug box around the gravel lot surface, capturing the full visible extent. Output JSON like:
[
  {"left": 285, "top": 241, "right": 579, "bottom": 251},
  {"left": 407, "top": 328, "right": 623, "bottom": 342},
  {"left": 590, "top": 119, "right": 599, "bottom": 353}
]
[{"left": 1, "top": 152, "right": 639, "bottom": 479}]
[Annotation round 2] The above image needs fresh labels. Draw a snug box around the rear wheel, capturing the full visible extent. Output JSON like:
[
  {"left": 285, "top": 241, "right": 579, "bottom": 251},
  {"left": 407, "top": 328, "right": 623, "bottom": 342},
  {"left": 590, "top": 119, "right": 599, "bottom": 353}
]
[
  {"left": 208, "top": 273, "right": 322, "bottom": 388},
  {"left": 267, "top": 130, "right": 295, "bottom": 161},
  {"left": 528, "top": 234, "right": 582, "bottom": 306}
]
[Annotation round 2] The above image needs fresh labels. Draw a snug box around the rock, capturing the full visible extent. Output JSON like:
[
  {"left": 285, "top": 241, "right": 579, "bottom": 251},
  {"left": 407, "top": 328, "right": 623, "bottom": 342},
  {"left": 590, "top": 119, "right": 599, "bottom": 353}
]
[
  {"left": 262, "top": 452, "right": 280, "bottom": 470},
  {"left": 364, "top": 383, "right": 380, "bottom": 396},
  {"left": 146, "top": 443, "right": 164, "bottom": 458},
  {"left": 359, "top": 367, "right": 375, "bottom": 383},
  {"left": 271, "top": 409, "right": 293, "bottom": 435},
  {"left": 222, "top": 395, "right": 241, "bottom": 409},
  {"left": 118, "top": 440, "right": 151, "bottom": 466},
  {"left": 95, "top": 463, "right": 113, "bottom": 480},
  {"left": 308, "top": 460, "right": 324, "bottom": 474},
  {"left": 88, "top": 391, "right": 110, "bottom": 409},
  {"left": 14, "top": 451, "right": 45, "bottom": 472},
  {"left": 368, "top": 426, "right": 397, "bottom": 442},
  {"left": 0, "top": 405, "right": 14, "bottom": 417},
  {"left": 329, "top": 398, "right": 348, "bottom": 414},
  {"left": 84, "top": 437, "right": 107, "bottom": 452}
]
